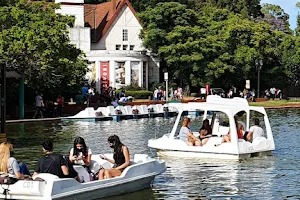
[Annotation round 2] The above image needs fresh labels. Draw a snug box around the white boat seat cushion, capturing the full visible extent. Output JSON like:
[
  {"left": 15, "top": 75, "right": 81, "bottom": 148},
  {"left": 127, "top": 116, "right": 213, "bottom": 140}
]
[
  {"left": 73, "top": 165, "right": 90, "bottom": 183},
  {"left": 133, "top": 154, "right": 149, "bottom": 163}
]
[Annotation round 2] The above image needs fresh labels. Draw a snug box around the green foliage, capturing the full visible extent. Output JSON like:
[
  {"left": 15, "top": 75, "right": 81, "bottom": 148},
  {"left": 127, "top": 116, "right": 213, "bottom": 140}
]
[
  {"left": 123, "top": 84, "right": 145, "bottom": 91},
  {"left": 117, "top": 90, "right": 152, "bottom": 99},
  {"left": 0, "top": 0, "right": 88, "bottom": 97}
]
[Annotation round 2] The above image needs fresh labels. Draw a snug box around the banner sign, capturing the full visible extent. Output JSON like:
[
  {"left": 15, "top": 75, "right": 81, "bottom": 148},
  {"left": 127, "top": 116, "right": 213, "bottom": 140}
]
[{"left": 100, "top": 62, "right": 110, "bottom": 89}]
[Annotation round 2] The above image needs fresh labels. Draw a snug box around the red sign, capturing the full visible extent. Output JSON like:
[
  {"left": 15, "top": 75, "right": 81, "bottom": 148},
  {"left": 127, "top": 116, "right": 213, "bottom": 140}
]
[
  {"left": 100, "top": 62, "right": 110, "bottom": 89},
  {"left": 205, "top": 83, "right": 210, "bottom": 96}
]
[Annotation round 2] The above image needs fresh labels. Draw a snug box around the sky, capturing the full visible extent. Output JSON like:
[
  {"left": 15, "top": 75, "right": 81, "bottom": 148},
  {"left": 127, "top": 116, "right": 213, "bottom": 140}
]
[{"left": 261, "top": 0, "right": 299, "bottom": 30}]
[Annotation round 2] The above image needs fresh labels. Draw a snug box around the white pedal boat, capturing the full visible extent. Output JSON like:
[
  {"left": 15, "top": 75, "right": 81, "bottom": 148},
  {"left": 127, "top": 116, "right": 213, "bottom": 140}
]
[
  {"left": 0, "top": 154, "right": 166, "bottom": 200},
  {"left": 61, "top": 107, "right": 112, "bottom": 121},
  {"left": 148, "top": 95, "right": 275, "bottom": 159}
]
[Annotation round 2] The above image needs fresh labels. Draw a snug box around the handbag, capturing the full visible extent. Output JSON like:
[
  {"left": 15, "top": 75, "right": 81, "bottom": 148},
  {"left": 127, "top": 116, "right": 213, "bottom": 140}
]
[{"left": 0, "top": 174, "right": 17, "bottom": 185}]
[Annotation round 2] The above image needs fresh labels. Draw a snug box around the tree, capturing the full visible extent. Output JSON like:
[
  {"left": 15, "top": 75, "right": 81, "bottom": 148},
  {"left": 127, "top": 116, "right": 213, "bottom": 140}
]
[
  {"left": 0, "top": 0, "right": 88, "bottom": 97},
  {"left": 139, "top": 2, "right": 282, "bottom": 89},
  {"left": 260, "top": 3, "right": 291, "bottom": 33}
]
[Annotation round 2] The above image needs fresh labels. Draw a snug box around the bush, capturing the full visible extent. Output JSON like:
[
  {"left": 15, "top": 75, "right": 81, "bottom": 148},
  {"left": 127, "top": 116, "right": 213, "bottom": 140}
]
[
  {"left": 126, "top": 90, "right": 152, "bottom": 99},
  {"left": 123, "top": 84, "right": 145, "bottom": 91},
  {"left": 116, "top": 90, "right": 153, "bottom": 99}
]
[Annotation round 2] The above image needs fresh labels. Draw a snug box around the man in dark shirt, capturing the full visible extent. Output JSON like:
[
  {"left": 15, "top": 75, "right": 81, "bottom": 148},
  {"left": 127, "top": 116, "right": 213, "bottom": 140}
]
[{"left": 33, "top": 140, "right": 69, "bottom": 178}]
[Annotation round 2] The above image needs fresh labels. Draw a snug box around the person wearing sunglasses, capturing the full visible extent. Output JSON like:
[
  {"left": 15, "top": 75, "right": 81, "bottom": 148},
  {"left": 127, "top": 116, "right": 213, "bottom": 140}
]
[{"left": 98, "top": 135, "right": 130, "bottom": 179}]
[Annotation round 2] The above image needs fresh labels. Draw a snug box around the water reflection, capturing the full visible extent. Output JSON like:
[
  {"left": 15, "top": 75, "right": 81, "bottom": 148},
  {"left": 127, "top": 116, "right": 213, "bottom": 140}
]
[{"left": 4, "top": 108, "right": 300, "bottom": 199}]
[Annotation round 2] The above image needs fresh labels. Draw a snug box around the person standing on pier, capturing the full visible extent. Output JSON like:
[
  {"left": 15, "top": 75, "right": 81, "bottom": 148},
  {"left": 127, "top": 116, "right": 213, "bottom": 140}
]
[{"left": 33, "top": 93, "right": 44, "bottom": 118}]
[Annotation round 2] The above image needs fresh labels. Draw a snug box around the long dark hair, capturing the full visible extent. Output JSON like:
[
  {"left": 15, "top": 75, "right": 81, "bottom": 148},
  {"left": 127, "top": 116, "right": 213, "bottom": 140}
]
[
  {"left": 73, "top": 137, "right": 88, "bottom": 157},
  {"left": 200, "top": 119, "right": 212, "bottom": 134},
  {"left": 108, "top": 135, "right": 123, "bottom": 157}
]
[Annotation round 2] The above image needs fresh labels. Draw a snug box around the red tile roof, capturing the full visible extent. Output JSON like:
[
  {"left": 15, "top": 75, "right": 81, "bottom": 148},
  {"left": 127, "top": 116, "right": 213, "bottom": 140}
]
[{"left": 84, "top": 0, "right": 138, "bottom": 43}]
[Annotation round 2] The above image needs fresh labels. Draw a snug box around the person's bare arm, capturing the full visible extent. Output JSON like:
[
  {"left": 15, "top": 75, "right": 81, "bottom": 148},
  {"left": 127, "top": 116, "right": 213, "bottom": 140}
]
[
  {"left": 33, "top": 172, "right": 38, "bottom": 177},
  {"left": 61, "top": 165, "right": 69, "bottom": 176},
  {"left": 187, "top": 132, "right": 201, "bottom": 142},
  {"left": 100, "top": 154, "right": 115, "bottom": 164},
  {"left": 83, "top": 154, "right": 92, "bottom": 166}
]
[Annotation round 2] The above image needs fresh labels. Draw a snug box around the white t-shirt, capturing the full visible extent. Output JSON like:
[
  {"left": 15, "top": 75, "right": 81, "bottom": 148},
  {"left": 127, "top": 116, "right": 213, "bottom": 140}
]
[
  {"left": 35, "top": 95, "right": 43, "bottom": 107},
  {"left": 70, "top": 148, "right": 92, "bottom": 165},
  {"left": 249, "top": 125, "right": 264, "bottom": 139},
  {"left": 7, "top": 157, "right": 20, "bottom": 176},
  {"left": 178, "top": 127, "right": 190, "bottom": 142}
]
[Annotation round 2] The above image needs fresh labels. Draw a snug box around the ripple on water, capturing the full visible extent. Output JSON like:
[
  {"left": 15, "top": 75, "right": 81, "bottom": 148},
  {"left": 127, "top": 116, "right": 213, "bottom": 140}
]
[{"left": 5, "top": 109, "right": 300, "bottom": 199}]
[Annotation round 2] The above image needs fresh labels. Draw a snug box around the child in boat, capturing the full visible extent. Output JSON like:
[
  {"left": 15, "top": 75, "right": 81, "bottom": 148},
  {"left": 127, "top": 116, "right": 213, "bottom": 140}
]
[
  {"left": 69, "top": 137, "right": 92, "bottom": 168},
  {"left": 178, "top": 117, "right": 202, "bottom": 146},
  {"left": 199, "top": 119, "right": 212, "bottom": 145},
  {"left": 98, "top": 135, "right": 130, "bottom": 179}
]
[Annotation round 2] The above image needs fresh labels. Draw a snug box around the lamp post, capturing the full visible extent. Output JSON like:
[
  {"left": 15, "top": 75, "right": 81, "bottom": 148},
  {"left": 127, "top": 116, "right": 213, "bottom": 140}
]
[
  {"left": 164, "top": 72, "right": 168, "bottom": 101},
  {"left": 255, "top": 58, "right": 263, "bottom": 98}
]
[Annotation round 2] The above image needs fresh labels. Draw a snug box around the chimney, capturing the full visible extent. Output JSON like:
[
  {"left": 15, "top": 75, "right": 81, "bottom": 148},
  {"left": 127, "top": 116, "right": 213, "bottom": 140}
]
[{"left": 112, "top": 0, "right": 116, "bottom": 12}]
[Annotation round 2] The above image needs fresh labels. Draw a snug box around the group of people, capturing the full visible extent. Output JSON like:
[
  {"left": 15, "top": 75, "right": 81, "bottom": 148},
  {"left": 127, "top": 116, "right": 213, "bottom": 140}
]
[
  {"left": 0, "top": 135, "right": 130, "bottom": 183},
  {"left": 33, "top": 94, "right": 64, "bottom": 118},
  {"left": 179, "top": 116, "right": 264, "bottom": 146}
]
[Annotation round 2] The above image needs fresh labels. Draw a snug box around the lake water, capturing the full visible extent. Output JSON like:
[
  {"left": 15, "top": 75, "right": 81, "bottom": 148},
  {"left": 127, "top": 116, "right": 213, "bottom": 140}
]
[{"left": 5, "top": 108, "right": 300, "bottom": 199}]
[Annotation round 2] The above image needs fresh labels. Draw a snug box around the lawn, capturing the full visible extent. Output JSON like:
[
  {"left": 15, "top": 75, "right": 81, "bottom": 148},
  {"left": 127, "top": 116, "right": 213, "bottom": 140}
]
[{"left": 250, "top": 100, "right": 300, "bottom": 107}]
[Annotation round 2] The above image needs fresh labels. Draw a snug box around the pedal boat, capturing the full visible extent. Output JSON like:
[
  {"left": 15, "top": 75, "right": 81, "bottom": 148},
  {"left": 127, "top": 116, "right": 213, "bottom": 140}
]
[
  {"left": 0, "top": 154, "right": 166, "bottom": 200},
  {"left": 148, "top": 95, "right": 275, "bottom": 159}
]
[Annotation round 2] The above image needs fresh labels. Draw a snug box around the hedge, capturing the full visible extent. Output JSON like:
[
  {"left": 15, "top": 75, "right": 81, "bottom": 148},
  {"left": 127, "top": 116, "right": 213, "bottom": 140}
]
[{"left": 117, "top": 90, "right": 153, "bottom": 99}]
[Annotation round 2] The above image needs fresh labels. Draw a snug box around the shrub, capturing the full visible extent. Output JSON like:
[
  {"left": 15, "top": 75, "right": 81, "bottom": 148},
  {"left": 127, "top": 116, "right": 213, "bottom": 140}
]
[
  {"left": 123, "top": 84, "right": 145, "bottom": 91},
  {"left": 126, "top": 90, "right": 152, "bottom": 99},
  {"left": 116, "top": 90, "right": 153, "bottom": 99}
]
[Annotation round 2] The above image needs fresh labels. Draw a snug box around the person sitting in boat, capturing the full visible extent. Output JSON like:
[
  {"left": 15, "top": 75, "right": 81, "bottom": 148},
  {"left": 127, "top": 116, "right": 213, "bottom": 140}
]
[
  {"left": 33, "top": 140, "right": 70, "bottom": 178},
  {"left": 0, "top": 142, "right": 30, "bottom": 179},
  {"left": 178, "top": 117, "right": 202, "bottom": 146},
  {"left": 98, "top": 135, "right": 130, "bottom": 179},
  {"left": 244, "top": 118, "right": 264, "bottom": 142},
  {"left": 216, "top": 117, "right": 243, "bottom": 146},
  {"left": 69, "top": 137, "right": 92, "bottom": 168},
  {"left": 199, "top": 119, "right": 212, "bottom": 145}
]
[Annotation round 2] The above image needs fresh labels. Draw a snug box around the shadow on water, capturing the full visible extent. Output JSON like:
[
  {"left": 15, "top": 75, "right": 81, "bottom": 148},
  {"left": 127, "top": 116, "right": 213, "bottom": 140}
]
[{"left": 4, "top": 108, "right": 300, "bottom": 199}]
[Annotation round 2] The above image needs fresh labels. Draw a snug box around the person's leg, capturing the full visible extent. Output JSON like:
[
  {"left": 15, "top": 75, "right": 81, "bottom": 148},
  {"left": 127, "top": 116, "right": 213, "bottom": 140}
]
[
  {"left": 106, "top": 169, "right": 122, "bottom": 178},
  {"left": 246, "top": 132, "right": 253, "bottom": 142},
  {"left": 19, "top": 162, "right": 30, "bottom": 175},
  {"left": 194, "top": 140, "right": 202, "bottom": 146},
  {"left": 99, "top": 169, "right": 105, "bottom": 180},
  {"left": 40, "top": 109, "right": 43, "bottom": 118},
  {"left": 33, "top": 108, "right": 38, "bottom": 118},
  {"left": 202, "top": 138, "right": 209, "bottom": 145}
]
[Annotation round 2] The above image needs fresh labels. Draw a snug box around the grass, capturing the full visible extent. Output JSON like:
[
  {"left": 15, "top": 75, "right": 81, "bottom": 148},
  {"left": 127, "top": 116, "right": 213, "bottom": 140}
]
[{"left": 250, "top": 100, "right": 300, "bottom": 107}]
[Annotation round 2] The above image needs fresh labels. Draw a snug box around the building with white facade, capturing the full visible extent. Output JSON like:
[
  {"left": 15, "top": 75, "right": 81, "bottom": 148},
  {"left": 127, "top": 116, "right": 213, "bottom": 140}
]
[{"left": 55, "top": 0, "right": 160, "bottom": 92}]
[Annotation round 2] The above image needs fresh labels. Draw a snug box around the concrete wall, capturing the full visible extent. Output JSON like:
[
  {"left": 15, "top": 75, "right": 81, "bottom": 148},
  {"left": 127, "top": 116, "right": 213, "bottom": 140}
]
[
  {"left": 68, "top": 27, "right": 91, "bottom": 52},
  {"left": 56, "top": 5, "right": 85, "bottom": 27},
  {"left": 148, "top": 56, "right": 160, "bottom": 84}
]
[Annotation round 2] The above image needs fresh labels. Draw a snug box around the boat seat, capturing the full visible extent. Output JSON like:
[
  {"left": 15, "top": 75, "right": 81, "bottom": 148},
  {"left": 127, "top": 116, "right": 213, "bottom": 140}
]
[
  {"left": 33, "top": 173, "right": 59, "bottom": 181},
  {"left": 73, "top": 165, "right": 90, "bottom": 183},
  {"left": 218, "top": 126, "right": 230, "bottom": 136},
  {"left": 133, "top": 154, "right": 149, "bottom": 163}
]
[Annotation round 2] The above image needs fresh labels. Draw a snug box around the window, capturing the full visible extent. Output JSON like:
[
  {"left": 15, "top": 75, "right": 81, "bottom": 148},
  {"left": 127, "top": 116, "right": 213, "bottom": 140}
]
[
  {"left": 123, "top": 45, "right": 128, "bottom": 50},
  {"left": 130, "top": 45, "right": 134, "bottom": 50},
  {"left": 122, "top": 29, "right": 128, "bottom": 41},
  {"left": 116, "top": 45, "right": 121, "bottom": 50}
]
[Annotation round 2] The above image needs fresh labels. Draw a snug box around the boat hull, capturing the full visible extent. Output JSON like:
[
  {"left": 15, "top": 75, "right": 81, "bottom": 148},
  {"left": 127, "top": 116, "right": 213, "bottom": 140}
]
[
  {"left": 54, "top": 176, "right": 155, "bottom": 200},
  {"left": 0, "top": 155, "right": 166, "bottom": 200}
]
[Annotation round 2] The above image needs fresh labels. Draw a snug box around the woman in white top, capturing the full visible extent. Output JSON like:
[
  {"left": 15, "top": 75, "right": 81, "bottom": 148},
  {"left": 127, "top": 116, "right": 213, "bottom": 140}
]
[
  {"left": 69, "top": 137, "right": 92, "bottom": 167},
  {"left": 178, "top": 117, "right": 201, "bottom": 146}
]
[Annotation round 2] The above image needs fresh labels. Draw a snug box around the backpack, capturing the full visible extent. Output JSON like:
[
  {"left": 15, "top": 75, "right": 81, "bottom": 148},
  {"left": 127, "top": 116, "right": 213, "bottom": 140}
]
[{"left": 0, "top": 174, "right": 17, "bottom": 185}]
